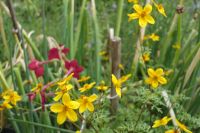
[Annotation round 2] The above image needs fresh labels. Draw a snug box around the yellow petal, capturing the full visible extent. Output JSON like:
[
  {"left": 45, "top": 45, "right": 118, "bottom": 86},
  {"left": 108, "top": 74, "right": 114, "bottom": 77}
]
[
  {"left": 133, "top": 4, "right": 143, "bottom": 14},
  {"left": 116, "top": 87, "right": 121, "bottom": 97},
  {"left": 111, "top": 74, "right": 118, "bottom": 85},
  {"left": 147, "top": 68, "right": 155, "bottom": 77},
  {"left": 57, "top": 111, "right": 67, "bottom": 125},
  {"left": 69, "top": 101, "right": 80, "bottom": 109},
  {"left": 165, "top": 129, "right": 177, "bottom": 133},
  {"left": 79, "top": 104, "right": 87, "bottom": 113},
  {"left": 62, "top": 93, "right": 70, "bottom": 106},
  {"left": 53, "top": 92, "right": 63, "bottom": 101},
  {"left": 156, "top": 4, "right": 167, "bottom": 17},
  {"left": 50, "top": 103, "right": 64, "bottom": 113},
  {"left": 120, "top": 74, "right": 131, "bottom": 83},
  {"left": 144, "top": 4, "right": 152, "bottom": 14},
  {"left": 158, "top": 77, "right": 167, "bottom": 84},
  {"left": 66, "top": 109, "right": 78, "bottom": 122},
  {"left": 88, "top": 94, "right": 98, "bottom": 102},
  {"left": 87, "top": 102, "right": 94, "bottom": 112},
  {"left": 145, "top": 15, "right": 155, "bottom": 24},
  {"left": 139, "top": 18, "right": 147, "bottom": 27},
  {"left": 151, "top": 81, "right": 158, "bottom": 88},
  {"left": 128, "top": 13, "right": 139, "bottom": 21},
  {"left": 156, "top": 68, "right": 164, "bottom": 76}
]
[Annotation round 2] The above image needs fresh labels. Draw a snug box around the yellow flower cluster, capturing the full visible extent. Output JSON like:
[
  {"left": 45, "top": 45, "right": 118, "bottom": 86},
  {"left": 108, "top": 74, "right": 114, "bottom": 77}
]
[
  {"left": 127, "top": 0, "right": 167, "bottom": 27},
  {"left": 144, "top": 33, "right": 160, "bottom": 41},
  {"left": 0, "top": 89, "right": 21, "bottom": 110},
  {"left": 153, "top": 116, "right": 192, "bottom": 133},
  {"left": 50, "top": 74, "right": 99, "bottom": 125}
]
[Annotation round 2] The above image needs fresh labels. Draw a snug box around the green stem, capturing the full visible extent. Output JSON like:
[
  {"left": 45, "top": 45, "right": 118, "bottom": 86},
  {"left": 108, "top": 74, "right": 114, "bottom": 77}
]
[
  {"left": 8, "top": 118, "right": 75, "bottom": 133},
  {"left": 115, "top": 0, "right": 124, "bottom": 37}
]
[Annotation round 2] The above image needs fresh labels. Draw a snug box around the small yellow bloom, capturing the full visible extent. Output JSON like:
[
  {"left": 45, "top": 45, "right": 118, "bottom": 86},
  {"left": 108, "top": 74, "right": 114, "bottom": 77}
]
[
  {"left": 78, "top": 94, "right": 98, "bottom": 113},
  {"left": 165, "top": 69, "right": 173, "bottom": 76},
  {"left": 172, "top": 43, "right": 181, "bottom": 50},
  {"left": 155, "top": 3, "right": 167, "bottom": 17},
  {"left": 128, "top": 4, "right": 155, "bottom": 27},
  {"left": 53, "top": 84, "right": 73, "bottom": 101},
  {"left": 3, "top": 90, "right": 21, "bottom": 106},
  {"left": 152, "top": 116, "right": 172, "bottom": 128},
  {"left": 142, "top": 53, "right": 150, "bottom": 62},
  {"left": 176, "top": 120, "right": 192, "bottom": 133},
  {"left": 0, "top": 101, "right": 12, "bottom": 110},
  {"left": 128, "top": 0, "right": 138, "bottom": 4},
  {"left": 57, "top": 73, "right": 74, "bottom": 86},
  {"left": 165, "top": 129, "right": 178, "bottom": 133},
  {"left": 144, "top": 33, "right": 159, "bottom": 41},
  {"left": 31, "top": 83, "right": 43, "bottom": 93},
  {"left": 118, "top": 64, "right": 125, "bottom": 70},
  {"left": 79, "top": 82, "right": 96, "bottom": 92},
  {"left": 50, "top": 93, "right": 80, "bottom": 125},
  {"left": 96, "top": 81, "right": 109, "bottom": 91},
  {"left": 111, "top": 74, "right": 131, "bottom": 97},
  {"left": 145, "top": 68, "right": 167, "bottom": 88},
  {"left": 78, "top": 76, "right": 90, "bottom": 83},
  {"left": 75, "top": 131, "right": 80, "bottom": 133}
]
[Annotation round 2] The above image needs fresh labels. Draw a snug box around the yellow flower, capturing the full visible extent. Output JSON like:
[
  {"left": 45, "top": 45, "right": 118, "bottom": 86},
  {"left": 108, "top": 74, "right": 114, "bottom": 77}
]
[
  {"left": 155, "top": 3, "right": 167, "bottom": 17},
  {"left": 3, "top": 90, "right": 21, "bottom": 106},
  {"left": 118, "top": 64, "right": 125, "bottom": 70},
  {"left": 53, "top": 74, "right": 74, "bottom": 101},
  {"left": 128, "top": 4, "right": 155, "bottom": 27},
  {"left": 0, "top": 101, "right": 12, "bottom": 110},
  {"left": 165, "top": 69, "right": 173, "bottom": 76},
  {"left": 144, "top": 33, "right": 159, "bottom": 41},
  {"left": 111, "top": 74, "right": 131, "bottom": 97},
  {"left": 75, "top": 131, "right": 80, "bottom": 133},
  {"left": 96, "top": 81, "right": 109, "bottom": 91},
  {"left": 149, "top": 33, "right": 160, "bottom": 41},
  {"left": 79, "top": 82, "right": 96, "bottom": 92},
  {"left": 78, "top": 94, "right": 98, "bottom": 113},
  {"left": 78, "top": 76, "right": 90, "bottom": 83},
  {"left": 176, "top": 120, "right": 192, "bottom": 133},
  {"left": 145, "top": 68, "right": 167, "bottom": 88},
  {"left": 172, "top": 43, "right": 181, "bottom": 50},
  {"left": 53, "top": 84, "right": 73, "bottom": 101},
  {"left": 50, "top": 93, "right": 80, "bottom": 125},
  {"left": 128, "top": 0, "right": 138, "bottom": 4},
  {"left": 142, "top": 53, "right": 150, "bottom": 62},
  {"left": 31, "top": 83, "right": 43, "bottom": 93},
  {"left": 165, "top": 129, "right": 178, "bottom": 133},
  {"left": 152, "top": 116, "right": 172, "bottom": 128}
]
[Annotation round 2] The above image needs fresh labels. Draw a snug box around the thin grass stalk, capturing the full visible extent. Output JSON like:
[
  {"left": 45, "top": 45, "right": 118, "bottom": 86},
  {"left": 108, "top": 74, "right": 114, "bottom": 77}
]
[
  {"left": 69, "top": 0, "right": 74, "bottom": 59},
  {"left": 172, "top": 14, "right": 182, "bottom": 67},
  {"left": 63, "top": 0, "right": 69, "bottom": 48},
  {"left": 0, "top": 7, "right": 9, "bottom": 59},
  {"left": 42, "top": 0, "right": 49, "bottom": 83},
  {"left": 73, "top": 0, "right": 87, "bottom": 58},
  {"left": 91, "top": 0, "right": 101, "bottom": 82},
  {"left": 8, "top": 118, "right": 74, "bottom": 133},
  {"left": 115, "top": 0, "right": 124, "bottom": 37},
  {"left": 13, "top": 67, "right": 25, "bottom": 96},
  {"left": 7, "top": 110, "right": 20, "bottom": 133}
]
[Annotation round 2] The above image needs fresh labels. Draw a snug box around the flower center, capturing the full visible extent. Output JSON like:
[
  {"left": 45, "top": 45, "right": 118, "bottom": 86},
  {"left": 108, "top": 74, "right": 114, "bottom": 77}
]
[{"left": 141, "top": 11, "right": 146, "bottom": 18}]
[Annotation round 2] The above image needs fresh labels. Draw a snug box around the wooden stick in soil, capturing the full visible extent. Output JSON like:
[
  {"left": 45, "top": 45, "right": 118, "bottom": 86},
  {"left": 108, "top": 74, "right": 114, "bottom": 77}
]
[{"left": 110, "top": 33, "right": 121, "bottom": 115}]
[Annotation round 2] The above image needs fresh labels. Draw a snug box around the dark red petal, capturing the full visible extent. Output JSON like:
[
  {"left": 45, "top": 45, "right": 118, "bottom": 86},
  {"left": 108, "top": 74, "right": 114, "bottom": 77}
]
[
  {"left": 35, "top": 66, "right": 44, "bottom": 77},
  {"left": 70, "top": 60, "right": 78, "bottom": 67},
  {"left": 62, "top": 48, "right": 69, "bottom": 54},
  {"left": 27, "top": 92, "right": 36, "bottom": 102},
  {"left": 28, "top": 59, "right": 39, "bottom": 70},
  {"left": 65, "top": 61, "right": 71, "bottom": 69},
  {"left": 73, "top": 72, "right": 80, "bottom": 79},
  {"left": 48, "top": 48, "right": 60, "bottom": 60},
  {"left": 75, "top": 66, "right": 84, "bottom": 73}
]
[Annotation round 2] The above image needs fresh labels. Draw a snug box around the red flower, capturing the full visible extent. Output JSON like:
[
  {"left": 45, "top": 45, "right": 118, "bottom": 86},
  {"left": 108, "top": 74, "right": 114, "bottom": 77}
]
[
  {"left": 48, "top": 45, "right": 69, "bottom": 60},
  {"left": 65, "top": 60, "right": 84, "bottom": 78},
  {"left": 28, "top": 59, "right": 44, "bottom": 77}
]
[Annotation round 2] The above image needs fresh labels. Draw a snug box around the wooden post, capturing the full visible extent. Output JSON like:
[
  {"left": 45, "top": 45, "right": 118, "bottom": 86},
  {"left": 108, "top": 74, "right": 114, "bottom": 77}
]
[{"left": 110, "top": 34, "right": 121, "bottom": 114}]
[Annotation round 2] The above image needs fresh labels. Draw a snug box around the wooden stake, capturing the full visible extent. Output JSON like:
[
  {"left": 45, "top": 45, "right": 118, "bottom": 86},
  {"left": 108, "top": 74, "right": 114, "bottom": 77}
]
[{"left": 110, "top": 35, "right": 121, "bottom": 114}]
